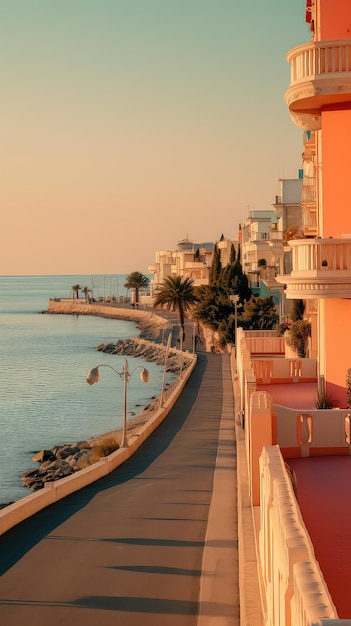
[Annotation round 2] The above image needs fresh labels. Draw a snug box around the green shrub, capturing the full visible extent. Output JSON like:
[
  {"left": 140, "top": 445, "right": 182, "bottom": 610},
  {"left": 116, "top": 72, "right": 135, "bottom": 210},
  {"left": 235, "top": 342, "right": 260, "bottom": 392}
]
[
  {"left": 92, "top": 437, "right": 119, "bottom": 461},
  {"left": 276, "top": 322, "right": 290, "bottom": 336},
  {"left": 285, "top": 320, "right": 311, "bottom": 357}
]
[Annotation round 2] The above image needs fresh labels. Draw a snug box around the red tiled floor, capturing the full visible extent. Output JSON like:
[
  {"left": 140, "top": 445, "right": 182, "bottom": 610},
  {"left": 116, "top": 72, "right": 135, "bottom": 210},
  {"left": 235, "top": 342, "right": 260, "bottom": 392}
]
[
  {"left": 257, "top": 382, "right": 317, "bottom": 410},
  {"left": 288, "top": 456, "right": 351, "bottom": 619}
]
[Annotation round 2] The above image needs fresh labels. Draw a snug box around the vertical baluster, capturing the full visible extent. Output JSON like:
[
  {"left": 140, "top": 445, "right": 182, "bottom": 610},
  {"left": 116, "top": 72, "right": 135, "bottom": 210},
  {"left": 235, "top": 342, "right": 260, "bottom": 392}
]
[
  {"left": 318, "top": 45, "right": 323, "bottom": 74},
  {"left": 347, "top": 243, "right": 351, "bottom": 270},
  {"left": 315, "top": 241, "right": 320, "bottom": 270},
  {"left": 306, "top": 48, "right": 310, "bottom": 78},
  {"left": 332, "top": 243, "right": 336, "bottom": 270},
  {"left": 338, "top": 46, "right": 345, "bottom": 72},
  {"left": 314, "top": 241, "right": 318, "bottom": 270},
  {"left": 332, "top": 43, "right": 336, "bottom": 73}
]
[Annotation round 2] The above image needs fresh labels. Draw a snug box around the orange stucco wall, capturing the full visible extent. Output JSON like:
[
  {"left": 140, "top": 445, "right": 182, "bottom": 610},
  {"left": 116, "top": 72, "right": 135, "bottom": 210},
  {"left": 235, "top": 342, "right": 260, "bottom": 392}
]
[
  {"left": 317, "top": 0, "right": 351, "bottom": 41},
  {"left": 317, "top": 1, "right": 351, "bottom": 408},
  {"left": 321, "top": 108, "right": 351, "bottom": 237},
  {"left": 325, "top": 299, "right": 351, "bottom": 408}
]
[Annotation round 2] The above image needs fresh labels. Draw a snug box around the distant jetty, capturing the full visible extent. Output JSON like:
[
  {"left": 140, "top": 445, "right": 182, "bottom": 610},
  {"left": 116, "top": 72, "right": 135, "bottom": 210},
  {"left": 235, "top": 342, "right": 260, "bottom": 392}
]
[{"left": 46, "top": 299, "right": 172, "bottom": 342}]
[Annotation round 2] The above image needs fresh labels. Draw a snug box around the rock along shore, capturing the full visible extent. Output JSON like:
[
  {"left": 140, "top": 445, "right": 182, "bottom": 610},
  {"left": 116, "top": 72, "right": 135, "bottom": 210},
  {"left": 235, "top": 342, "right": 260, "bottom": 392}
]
[{"left": 96, "top": 336, "right": 191, "bottom": 373}]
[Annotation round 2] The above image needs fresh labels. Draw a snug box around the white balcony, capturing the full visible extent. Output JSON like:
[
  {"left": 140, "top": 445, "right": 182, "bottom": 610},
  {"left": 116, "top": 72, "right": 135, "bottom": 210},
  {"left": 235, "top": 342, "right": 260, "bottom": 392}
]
[
  {"left": 184, "top": 261, "right": 208, "bottom": 270},
  {"left": 276, "top": 238, "right": 351, "bottom": 298},
  {"left": 285, "top": 40, "right": 351, "bottom": 130},
  {"left": 269, "top": 230, "right": 283, "bottom": 241},
  {"left": 259, "top": 266, "right": 284, "bottom": 291}
]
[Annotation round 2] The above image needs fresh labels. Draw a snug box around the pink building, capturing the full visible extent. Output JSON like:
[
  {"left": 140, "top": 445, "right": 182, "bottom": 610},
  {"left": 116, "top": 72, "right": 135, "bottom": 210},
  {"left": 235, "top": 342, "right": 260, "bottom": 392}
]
[{"left": 237, "top": 2, "right": 351, "bottom": 623}]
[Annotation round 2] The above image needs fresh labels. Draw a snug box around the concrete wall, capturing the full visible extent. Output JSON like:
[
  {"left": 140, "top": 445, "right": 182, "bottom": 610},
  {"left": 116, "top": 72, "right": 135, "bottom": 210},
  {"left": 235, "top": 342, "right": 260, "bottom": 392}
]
[{"left": 47, "top": 299, "right": 170, "bottom": 329}]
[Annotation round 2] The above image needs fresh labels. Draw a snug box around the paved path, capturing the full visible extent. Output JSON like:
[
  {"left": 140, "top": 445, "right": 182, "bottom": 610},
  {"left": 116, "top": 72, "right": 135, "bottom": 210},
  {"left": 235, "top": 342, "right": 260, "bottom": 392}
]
[{"left": 0, "top": 353, "right": 239, "bottom": 626}]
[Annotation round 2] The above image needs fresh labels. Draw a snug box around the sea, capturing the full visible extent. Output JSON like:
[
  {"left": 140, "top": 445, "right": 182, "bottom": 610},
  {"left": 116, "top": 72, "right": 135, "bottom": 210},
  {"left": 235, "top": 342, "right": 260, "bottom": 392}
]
[{"left": 0, "top": 274, "right": 176, "bottom": 504}]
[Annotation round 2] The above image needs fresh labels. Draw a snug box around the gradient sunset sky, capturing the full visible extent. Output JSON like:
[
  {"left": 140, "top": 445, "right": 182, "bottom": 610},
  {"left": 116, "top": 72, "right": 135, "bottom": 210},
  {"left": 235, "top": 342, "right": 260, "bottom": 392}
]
[{"left": 1, "top": 0, "right": 308, "bottom": 276}]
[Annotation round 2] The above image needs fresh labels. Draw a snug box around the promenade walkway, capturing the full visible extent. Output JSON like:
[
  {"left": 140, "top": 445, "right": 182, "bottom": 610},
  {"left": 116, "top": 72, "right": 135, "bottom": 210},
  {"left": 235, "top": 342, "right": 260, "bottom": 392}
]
[{"left": 0, "top": 352, "right": 240, "bottom": 626}]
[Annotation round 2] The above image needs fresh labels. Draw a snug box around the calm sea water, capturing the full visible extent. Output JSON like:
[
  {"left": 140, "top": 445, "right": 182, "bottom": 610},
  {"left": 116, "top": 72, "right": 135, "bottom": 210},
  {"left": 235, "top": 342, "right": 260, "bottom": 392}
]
[{"left": 0, "top": 275, "right": 174, "bottom": 503}]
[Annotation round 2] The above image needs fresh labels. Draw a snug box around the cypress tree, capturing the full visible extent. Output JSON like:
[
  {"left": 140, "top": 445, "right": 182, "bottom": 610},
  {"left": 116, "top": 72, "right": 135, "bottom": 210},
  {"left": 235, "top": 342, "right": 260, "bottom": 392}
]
[
  {"left": 236, "top": 243, "right": 241, "bottom": 264},
  {"left": 230, "top": 243, "right": 236, "bottom": 264},
  {"left": 209, "top": 244, "right": 222, "bottom": 286}
]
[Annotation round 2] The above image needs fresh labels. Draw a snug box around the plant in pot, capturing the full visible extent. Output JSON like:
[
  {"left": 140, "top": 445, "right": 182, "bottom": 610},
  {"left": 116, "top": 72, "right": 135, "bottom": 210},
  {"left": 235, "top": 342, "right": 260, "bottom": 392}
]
[{"left": 314, "top": 376, "right": 335, "bottom": 409}]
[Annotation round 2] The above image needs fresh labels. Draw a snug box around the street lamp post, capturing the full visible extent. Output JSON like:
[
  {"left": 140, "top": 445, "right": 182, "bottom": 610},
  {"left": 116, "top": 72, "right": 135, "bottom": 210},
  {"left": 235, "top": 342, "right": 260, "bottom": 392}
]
[
  {"left": 229, "top": 294, "right": 239, "bottom": 347},
  {"left": 159, "top": 332, "right": 172, "bottom": 407},
  {"left": 86, "top": 360, "right": 150, "bottom": 447}
]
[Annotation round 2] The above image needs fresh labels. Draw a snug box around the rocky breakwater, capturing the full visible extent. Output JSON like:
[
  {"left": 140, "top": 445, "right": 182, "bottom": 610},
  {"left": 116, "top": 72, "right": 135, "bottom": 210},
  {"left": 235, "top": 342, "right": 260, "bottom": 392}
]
[
  {"left": 96, "top": 336, "right": 192, "bottom": 373},
  {"left": 22, "top": 440, "right": 99, "bottom": 492}
]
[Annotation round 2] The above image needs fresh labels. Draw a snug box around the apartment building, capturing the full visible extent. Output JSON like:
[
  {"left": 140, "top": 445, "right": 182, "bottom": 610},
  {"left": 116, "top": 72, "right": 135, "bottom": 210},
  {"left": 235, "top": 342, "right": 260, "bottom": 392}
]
[
  {"left": 148, "top": 235, "right": 237, "bottom": 297},
  {"left": 240, "top": 178, "right": 302, "bottom": 319}
]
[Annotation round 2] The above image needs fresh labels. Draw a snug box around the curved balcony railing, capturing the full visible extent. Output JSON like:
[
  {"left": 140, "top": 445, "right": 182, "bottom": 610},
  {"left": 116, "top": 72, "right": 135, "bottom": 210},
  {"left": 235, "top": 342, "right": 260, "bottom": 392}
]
[
  {"left": 285, "top": 40, "right": 351, "bottom": 130},
  {"left": 276, "top": 238, "right": 351, "bottom": 298}
]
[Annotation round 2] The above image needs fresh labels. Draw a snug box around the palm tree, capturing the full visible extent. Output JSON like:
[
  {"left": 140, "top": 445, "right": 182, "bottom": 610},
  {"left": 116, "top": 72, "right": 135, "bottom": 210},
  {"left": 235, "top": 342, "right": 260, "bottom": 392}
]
[
  {"left": 153, "top": 276, "right": 197, "bottom": 340},
  {"left": 72, "top": 284, "right": 81, "bottom": 299},
  {"left": 81, "top": 286, "right": 92, "bottom": 303},
  {"left": 124, "top": 272, "right": 150, "bottom": 304}
]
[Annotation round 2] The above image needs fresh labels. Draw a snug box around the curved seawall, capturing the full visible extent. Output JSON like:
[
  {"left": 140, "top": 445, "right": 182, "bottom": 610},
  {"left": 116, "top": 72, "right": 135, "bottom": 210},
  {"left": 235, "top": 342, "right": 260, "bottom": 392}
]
[{"left": 47, "top": 299, "right": 170, "bottom": 333}]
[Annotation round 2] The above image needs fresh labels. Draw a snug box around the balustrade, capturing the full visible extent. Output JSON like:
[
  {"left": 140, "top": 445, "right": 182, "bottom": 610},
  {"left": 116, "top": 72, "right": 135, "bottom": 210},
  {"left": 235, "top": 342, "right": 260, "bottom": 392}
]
[
  {"left": 288, "top": 238, "right": 351, "bottom": 273},
  {"left": 285, "top": 40, "right": 351, "bottom": 129},
  {"left": 288, "top": 40, "right": 351, "bottom": 83}
]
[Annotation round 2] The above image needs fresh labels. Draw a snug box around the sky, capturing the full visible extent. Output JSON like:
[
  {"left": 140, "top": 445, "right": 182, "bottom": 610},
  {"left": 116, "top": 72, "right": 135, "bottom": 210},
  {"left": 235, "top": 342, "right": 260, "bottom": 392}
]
[{"left": 0, "top": 0, "right": 310, "bottom": 276}]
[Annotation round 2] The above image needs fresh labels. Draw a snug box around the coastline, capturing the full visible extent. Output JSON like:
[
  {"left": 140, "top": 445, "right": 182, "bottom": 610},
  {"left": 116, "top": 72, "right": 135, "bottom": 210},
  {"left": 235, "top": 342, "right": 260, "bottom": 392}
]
[{"left": 11, "top": 300, "right": 193, "bottom": 501}]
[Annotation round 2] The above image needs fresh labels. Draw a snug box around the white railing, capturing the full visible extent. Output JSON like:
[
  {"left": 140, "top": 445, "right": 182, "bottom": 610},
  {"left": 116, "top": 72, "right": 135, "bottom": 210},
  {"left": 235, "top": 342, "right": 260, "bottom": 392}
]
[
  {"left": 245, "top": 337, "right": 285, "bottom": 355},
  {"left": 287, "top": 39, "right": 351, "bottom": 83},
  {"left": 302, "top": 189, "right": 316, "bottom": 203},
  {"left": 252, "top": 358, "right": 317, "bottom": 383},
  {"left": 287, "top": 238, "right": 351, "bottom": 273},
  {"left": 260, "top": 266, "right": 279, "bottom": 282},
  {"left": 259, "top": 446, "right": 338, "bottom": 626},
  {"left": 273, "top": 404, "right": 351, "bottom": 455},
  {"left": 269, "top": 231, "right": 284, "bottom": 241}
]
